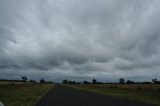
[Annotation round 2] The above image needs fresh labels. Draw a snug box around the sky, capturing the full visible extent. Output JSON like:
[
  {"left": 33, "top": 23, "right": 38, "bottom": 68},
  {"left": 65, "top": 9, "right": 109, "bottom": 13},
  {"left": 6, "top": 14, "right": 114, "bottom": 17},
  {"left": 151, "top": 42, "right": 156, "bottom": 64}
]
[{"left": 0, "top": 0, "right": 160, "bottom": 82}]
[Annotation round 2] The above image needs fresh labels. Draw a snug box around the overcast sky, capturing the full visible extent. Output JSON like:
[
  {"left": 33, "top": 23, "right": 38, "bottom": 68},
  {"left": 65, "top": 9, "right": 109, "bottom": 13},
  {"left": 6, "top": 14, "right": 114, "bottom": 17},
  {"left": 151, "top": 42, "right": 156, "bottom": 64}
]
[{"left": 0, "top": 0, "right": 160, "bottom": 82}]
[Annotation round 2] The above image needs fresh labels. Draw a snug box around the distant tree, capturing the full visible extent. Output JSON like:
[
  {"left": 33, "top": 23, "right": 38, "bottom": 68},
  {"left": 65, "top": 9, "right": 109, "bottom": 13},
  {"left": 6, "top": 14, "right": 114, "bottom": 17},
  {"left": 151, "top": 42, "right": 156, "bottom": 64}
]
[
  {"left": 75, "top": 82, "right": 82, "bottom": 84},
  {"left": 40, "top": 79, "right": 45, "bottom": 83},
  {"left": 152, "top": 78, "right": 157, "bottom": 83},
  {"left": 68, "top": 81, "right": 72, "bottom": 84},
  {"left": 68, "top": 81, "right": 76, "bottom": 84},
  {"left": 126, "top": 80, "right": 135, "bottom": 84},
  {"left": 152, "top": 78, "right": 160, "bottom": 84},
  {"left": 29, "top": 80, "right": 36, "bottom": 83},
  {"left": 62, "top": 79, "right": 68, "bottom": 84},
  {"left": 97, "top": 82, "right": 103, "bottom": 84},
  {"left": 142, "top": 82, "right": 152, "bottom": 84},
  {"left": 92, "top": 79, "right": 97, "bottom": 84},
  {"left": 83, "top": 81, "right": 90, "bottom": 84},
  {"left": 119, "top": 78, "right": 125, "bottom": 84},
  {"left": 21, "top": 76, "right": 27, "bottom": 82},
  {"left": 72, "top": 81, "right": 76, "bottom": 84}
]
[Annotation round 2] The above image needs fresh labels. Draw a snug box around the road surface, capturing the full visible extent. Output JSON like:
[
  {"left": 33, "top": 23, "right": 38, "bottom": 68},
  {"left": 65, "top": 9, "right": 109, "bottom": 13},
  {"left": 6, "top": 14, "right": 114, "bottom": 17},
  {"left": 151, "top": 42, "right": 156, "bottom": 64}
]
[{"left": 36, "top": 85, "right": 155, "bottom": 106}]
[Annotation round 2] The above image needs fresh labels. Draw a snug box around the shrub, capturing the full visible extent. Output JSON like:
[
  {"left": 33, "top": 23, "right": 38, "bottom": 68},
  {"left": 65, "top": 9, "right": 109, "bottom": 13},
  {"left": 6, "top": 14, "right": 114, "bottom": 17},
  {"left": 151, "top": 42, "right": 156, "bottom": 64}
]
[{"left": 137, "top": 86, "right": 142, "bottom": 90}]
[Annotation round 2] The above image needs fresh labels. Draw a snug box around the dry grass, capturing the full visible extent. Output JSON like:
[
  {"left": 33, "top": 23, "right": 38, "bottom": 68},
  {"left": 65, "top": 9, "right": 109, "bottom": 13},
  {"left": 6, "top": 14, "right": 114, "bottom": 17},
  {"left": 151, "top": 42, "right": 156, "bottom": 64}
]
[
  {"left": 68, "top": 84, "right": 160, "bottom": 106},
  {"left": 74, "top": 84, "right": 160, "bottom": 90},
  {"left": 0, "top": 84, "right": 53, "bottom": 106},
  {"left": 0, "top": 81, "right": 27, "bottom": 85}
]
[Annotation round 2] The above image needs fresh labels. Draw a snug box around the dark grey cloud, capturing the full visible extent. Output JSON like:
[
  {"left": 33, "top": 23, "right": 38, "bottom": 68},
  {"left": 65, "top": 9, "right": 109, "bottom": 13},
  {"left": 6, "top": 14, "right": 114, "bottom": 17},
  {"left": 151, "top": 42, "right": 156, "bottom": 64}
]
[{"left": 0, "top": 0, "right": 160, "bottom": 81}]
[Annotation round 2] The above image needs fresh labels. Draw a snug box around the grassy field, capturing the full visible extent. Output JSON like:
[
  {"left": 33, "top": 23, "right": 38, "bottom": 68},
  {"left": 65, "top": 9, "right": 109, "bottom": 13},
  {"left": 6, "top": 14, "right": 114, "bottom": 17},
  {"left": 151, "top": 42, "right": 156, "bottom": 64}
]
[
  {"left": 0, "top": 84, "right": 53, "bottom": 106},
  {"left": 68, "top": 84, "right": 160, "bottom": 106}
]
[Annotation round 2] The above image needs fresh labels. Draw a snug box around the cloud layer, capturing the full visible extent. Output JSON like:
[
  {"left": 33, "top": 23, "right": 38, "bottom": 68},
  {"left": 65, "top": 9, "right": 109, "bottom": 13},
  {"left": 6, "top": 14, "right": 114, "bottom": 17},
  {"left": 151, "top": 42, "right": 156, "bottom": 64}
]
[{"left": 0, "top": 0, "right": 160, "bottom": 81}]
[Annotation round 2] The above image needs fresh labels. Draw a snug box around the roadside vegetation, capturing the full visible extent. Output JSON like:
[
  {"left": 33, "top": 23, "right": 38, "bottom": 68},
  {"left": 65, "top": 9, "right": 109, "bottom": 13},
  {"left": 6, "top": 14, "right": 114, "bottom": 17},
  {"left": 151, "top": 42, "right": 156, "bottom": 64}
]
[
  {"left": 0, "top": 84, "right": 53, "bottom": 106},
  {"left": 67, "top": 84, "right": 160, "bottom": 106},
  {"left": 63, "top": 78, "right": 160, "bottom": 106}
]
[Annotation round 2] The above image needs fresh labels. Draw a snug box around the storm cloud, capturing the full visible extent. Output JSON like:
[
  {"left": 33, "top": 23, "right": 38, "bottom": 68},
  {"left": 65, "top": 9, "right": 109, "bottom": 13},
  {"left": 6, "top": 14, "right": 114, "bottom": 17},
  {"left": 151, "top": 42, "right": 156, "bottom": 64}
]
[{"left": 0, "top": 0, "right": 160, "bottom": 81}]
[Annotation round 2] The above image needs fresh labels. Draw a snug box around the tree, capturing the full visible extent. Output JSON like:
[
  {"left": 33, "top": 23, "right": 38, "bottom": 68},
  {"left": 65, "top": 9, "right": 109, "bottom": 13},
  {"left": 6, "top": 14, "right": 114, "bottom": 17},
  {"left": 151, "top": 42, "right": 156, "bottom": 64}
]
[
  {"left": 68, "top": 81, "right": 72, "bottom": 84},
  {"left": 92, "top": 79, "right": 97, "bottom": 84},
  {"left": 72, "top": 81, "right": 76, "bottom": 84},
  {"left": 119, "top": 78, "right": 125, "bottom": 84},
  {"left": 83, "top": 81, "right": 90, "bottom": 84},
  {"left": 62, "top": 79, "right": 68, "bottom": 84},
  {"left": 152, "top": 78, "right": 157, "bottom": 83},
  {"left": 68, "top": 81, "right": 76, "bottom": 84},
  {"left": 40, "top": 79, "right": 45, "bottom": 83},
  {"left": 126, "top": 80, "right": 135, "bottom": 84},
  {"left": 29, "top": 80, "right": 36, "bottom": 83},
  {"left": 21, "top": 76, "right": 27, "bottom": 82},
  {"left": 152, "top": 78, "right": 160, "bottom": 84}
]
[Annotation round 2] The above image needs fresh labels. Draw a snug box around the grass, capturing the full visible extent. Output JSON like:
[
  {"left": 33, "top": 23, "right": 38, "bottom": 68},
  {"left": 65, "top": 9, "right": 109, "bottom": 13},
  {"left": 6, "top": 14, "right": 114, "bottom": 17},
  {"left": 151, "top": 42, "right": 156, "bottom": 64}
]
[
  {"left": 0, "top": 84, "right": 53, "bottom": 106},
  {"left": 68, "top": 84, "right": 160, "bottom": 106}
]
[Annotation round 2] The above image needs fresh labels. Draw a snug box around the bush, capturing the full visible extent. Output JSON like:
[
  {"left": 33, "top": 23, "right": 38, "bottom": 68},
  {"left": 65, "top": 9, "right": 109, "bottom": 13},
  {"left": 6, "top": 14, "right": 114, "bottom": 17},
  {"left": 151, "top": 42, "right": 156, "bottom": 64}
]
[
  {"left": 40, "top": 79, "right": 45, "bottom": 83},
  {"left": 62, "top": 79, "right": 68, "bottom": 84},
  {"left": 137, "top": 86, "right": 142, "bottom": 90}
]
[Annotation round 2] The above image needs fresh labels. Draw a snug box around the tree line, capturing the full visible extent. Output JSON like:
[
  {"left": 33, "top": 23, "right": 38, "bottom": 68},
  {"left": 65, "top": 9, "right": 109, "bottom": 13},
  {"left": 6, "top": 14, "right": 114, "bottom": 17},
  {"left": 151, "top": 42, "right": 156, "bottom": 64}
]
[
  {"left": 2, "top": 76, "right": 159, "bottom": 84},
  {"left": 62, "top": 78, "right": 160, "bottom": 84},
  {"left": 19, "top": 76, "right": 160, "bottom": 84}
]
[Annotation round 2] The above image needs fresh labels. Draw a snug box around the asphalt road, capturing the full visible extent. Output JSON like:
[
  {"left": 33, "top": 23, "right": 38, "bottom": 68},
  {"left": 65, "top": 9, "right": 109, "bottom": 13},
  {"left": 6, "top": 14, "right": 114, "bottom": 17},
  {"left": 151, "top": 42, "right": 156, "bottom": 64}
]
[{"left": 36, "top": 86, "right": 156, "bottom": 106}]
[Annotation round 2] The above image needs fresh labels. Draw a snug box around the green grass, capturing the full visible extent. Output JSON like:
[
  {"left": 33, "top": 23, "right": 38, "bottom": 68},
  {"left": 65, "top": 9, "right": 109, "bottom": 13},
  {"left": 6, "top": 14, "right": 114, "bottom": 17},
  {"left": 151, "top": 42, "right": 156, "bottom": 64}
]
[
  {"left": 68, "top": 85, "right": 160, "bottom": 106},
  {"left": 0, "top": 84, "right": 53, "bottom": 106}
]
